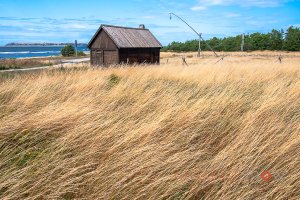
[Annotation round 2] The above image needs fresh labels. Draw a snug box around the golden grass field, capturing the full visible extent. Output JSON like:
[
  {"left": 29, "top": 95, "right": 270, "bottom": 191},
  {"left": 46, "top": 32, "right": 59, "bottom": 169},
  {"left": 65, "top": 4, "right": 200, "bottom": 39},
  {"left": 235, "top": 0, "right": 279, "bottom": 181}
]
[{"left": 0, "top": 52, "right": 299, "bottom": 199}]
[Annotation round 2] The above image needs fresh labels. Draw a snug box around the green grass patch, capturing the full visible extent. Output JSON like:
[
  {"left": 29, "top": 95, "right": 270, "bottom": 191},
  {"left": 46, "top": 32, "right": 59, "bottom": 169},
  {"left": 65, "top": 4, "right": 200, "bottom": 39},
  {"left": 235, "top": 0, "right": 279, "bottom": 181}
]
[{"left": 108, "top": 74, "right": 121, "bottom": 87}]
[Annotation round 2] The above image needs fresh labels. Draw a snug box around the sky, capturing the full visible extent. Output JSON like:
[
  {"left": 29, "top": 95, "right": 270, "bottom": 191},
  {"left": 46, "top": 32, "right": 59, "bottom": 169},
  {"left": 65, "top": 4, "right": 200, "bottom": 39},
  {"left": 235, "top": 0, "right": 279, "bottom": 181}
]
[{"left": 0, "top": 0, "right": 299, "bottom": 46}]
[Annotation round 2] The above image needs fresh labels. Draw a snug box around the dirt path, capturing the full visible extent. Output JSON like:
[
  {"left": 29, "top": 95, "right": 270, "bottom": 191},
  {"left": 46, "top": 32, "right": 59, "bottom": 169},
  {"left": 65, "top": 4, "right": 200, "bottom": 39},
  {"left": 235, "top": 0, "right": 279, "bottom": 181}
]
[{"left": 60, "top": 58, "right": 90, "bottom": 63}]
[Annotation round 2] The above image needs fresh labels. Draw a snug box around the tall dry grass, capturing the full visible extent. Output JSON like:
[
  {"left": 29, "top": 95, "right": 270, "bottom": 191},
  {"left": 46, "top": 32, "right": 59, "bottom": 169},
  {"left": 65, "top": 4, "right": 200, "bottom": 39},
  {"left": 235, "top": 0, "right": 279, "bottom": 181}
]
[{"left": 0, "top": 54, "right": 300, "bottom": 199}]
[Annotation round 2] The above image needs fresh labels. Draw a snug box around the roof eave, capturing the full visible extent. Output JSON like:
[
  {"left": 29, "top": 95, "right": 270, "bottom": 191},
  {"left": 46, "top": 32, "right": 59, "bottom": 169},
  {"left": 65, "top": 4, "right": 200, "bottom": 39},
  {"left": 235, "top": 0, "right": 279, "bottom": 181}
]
[{"left": 87, "top": 25, "right": 103, "bottom": 49}]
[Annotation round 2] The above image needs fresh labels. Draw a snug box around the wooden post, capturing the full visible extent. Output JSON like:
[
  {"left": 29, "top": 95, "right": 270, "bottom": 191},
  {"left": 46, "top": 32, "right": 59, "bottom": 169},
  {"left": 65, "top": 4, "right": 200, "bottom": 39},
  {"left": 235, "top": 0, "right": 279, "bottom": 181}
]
[
  {"left": 75, "top": 40, "right": 78, "bottom": 57},
  {"left": 182, "top": 57, "right": 188, "bottom": 66},
  {"left": 278, "top": 55, "right": 282, "bottom": 63},
  {"left": 198, "top": 34, "right": 203, "bottom": 57}
]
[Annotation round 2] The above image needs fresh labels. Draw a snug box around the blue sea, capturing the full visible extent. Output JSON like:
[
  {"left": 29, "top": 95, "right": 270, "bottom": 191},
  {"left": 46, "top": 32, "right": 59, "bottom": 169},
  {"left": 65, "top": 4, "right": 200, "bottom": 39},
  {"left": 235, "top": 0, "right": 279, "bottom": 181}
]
[{"left": 0, "top": 46, "right": 89, "bottom": 59}]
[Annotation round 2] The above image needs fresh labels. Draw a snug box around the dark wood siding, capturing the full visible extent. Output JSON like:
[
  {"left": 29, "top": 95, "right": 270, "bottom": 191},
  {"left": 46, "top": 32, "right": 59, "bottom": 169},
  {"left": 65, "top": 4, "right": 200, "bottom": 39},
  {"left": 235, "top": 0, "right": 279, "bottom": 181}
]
[
  {"left": 119, "top": 48, "right": 160, "bottom": 64},
  {"left": 104, "top": 50, "right": 118, "bottom": 65},
  {"left": 91, "top": 50, "right": 104, "bottom": 66},
  {"left": 90, "top": 30, "right": 117, "bottom": 50},
  {"left": 90, "top": 30, "right": 119, "bottom": 65}
]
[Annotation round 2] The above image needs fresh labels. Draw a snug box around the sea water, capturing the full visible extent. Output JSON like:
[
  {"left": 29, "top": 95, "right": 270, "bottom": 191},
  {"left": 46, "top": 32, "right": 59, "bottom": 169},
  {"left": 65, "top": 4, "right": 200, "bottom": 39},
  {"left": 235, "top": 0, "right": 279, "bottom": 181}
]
[{"left": 0, "top": 46, "right": 88, "bottom": 59}]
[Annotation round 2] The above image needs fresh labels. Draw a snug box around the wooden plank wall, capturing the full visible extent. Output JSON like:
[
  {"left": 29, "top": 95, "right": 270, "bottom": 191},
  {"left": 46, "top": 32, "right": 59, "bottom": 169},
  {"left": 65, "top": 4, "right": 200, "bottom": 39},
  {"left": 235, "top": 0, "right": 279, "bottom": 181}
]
[
  {"left": 104, "top": 50, "right": 118, "bottom": 65},
  {"left": 90, "top": 30, "right": 118, "bottom": 50},
  {"left": 90, "top": 30, "right": 119, "bottom": 65},
  {"left": 119, "top": 48, "right": 160, "bottom": 64}
]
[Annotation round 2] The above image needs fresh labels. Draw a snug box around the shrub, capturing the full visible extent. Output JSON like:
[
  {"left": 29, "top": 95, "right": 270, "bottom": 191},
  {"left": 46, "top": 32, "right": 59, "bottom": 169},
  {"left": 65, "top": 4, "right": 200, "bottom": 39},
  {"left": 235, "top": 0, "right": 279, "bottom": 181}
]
[
  {"left": 61, "top": 45, "right": 75, "bottom": 57},
  {"left": 108, "top": 74, "right": 120, "bottom": 87},
  {"left": 77, "top": 51, "right": 86, "bottom": 56}
]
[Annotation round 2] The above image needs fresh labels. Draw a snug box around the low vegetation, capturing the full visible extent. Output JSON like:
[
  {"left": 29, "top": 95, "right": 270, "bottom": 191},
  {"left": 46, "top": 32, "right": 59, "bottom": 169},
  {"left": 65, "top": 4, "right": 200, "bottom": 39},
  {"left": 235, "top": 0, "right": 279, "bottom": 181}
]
[
  {"left": 61, "top": 45, "right": 87, "bottom": 57},
  {"left": 77, "top": 51, "right": 86, "bottom": 56},
  {"left": 0, "top": 54, "right": 89, "bottom": 71},
  {"left": 0, "top": 53, "right": 299, "bottom": 199},
  {"left": 61, "top": 45, "right": 75, "bottom": 57},
  {"left": 0, "top": 58, "right": 49, "bottom": 70}
]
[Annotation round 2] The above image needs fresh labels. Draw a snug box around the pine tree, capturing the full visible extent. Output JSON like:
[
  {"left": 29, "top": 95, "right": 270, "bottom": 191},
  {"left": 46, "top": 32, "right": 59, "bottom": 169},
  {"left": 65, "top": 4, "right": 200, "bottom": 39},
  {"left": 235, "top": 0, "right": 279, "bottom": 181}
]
[{"left": 283, "top": 26, "right": 300, "bottom": 51}]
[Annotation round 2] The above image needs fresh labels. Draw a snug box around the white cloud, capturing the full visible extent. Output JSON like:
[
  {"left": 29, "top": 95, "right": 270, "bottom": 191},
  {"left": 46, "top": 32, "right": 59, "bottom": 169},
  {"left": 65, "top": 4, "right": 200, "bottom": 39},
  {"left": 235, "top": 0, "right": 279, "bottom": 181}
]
[
  {"left": 196, "top": 0, "right": 291, "bottom": 7},
  {"left": 66, "top": 24, "right": 87, "bottom": 29},
  {"left": 0, "top": 17, "right": 108, "bottom": 44},
  {"left": 190, "top": 6, "right": 207, "bottom": 11}
]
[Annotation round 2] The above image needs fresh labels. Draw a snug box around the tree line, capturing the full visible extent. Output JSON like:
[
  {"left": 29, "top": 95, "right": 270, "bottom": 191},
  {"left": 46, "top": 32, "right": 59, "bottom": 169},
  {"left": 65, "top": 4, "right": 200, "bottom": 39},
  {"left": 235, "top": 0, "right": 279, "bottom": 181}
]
[{"left": 162, "top": 26, "right": 300, "bottom": 52}]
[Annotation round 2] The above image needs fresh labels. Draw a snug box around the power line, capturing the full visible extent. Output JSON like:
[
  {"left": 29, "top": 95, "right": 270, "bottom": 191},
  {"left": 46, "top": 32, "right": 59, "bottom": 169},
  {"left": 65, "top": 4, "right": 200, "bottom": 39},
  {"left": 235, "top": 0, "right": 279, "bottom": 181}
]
[{"left": 169, "top": 12, "right": 219, "bottom": 57}]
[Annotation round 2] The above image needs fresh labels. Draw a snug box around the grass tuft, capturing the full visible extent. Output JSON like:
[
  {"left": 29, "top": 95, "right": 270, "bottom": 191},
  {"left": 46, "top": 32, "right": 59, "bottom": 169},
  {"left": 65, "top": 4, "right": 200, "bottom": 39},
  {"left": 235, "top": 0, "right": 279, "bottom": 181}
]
[{"left": 108, "top": 73, "right": 121, "bottom": 87}]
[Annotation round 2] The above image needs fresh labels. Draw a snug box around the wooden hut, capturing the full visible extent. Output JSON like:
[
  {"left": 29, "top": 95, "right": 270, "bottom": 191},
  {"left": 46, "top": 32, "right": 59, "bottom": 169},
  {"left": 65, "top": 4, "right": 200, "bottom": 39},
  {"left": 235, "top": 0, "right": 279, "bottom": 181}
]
[{"left": 87, "top": 24, "right": 162, "bottom": 66}]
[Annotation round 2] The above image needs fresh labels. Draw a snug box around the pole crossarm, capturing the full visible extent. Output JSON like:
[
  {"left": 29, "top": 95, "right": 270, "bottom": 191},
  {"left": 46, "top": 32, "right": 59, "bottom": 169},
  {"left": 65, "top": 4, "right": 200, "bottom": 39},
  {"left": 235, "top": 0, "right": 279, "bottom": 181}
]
[
  {"left": 169, "top": 12, "right": 219, "bottom": 57},
  {"left": 169, "top": 13, "right": 200, "bottom": 37}
]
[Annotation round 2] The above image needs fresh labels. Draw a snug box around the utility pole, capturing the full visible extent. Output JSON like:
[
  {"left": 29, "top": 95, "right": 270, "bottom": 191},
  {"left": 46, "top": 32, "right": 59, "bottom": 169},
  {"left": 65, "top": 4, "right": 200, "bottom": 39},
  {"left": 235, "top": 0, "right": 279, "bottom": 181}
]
[
  {"left": 75, "top": 40, "right": 78, "bottom": 57},
  {"left": 198, "top": 33, "right": 203, "bottom": 57},
  {"left": 169, "top": 12, "right": 218, "bottom": 57},
  {"left": 241, "top": 33, "right": 245, "bottom": 52}
]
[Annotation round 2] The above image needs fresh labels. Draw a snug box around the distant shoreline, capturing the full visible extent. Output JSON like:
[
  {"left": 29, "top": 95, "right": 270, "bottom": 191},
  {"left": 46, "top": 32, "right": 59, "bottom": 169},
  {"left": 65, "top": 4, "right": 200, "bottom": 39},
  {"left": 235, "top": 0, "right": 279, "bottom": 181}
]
[
  {"left": 3, "top": 45, "right": 88, "bottom": 47},
  {"left": 3, "top": 43, "right": 87, "bottom": 47}
]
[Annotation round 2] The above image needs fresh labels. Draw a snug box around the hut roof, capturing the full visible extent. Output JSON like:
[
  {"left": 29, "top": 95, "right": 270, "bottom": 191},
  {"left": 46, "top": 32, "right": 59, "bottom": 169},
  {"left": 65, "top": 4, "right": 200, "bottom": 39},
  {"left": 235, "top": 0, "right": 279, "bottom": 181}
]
[{"left": 88, "top": 25, "right": 162, "bottom": 49}]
